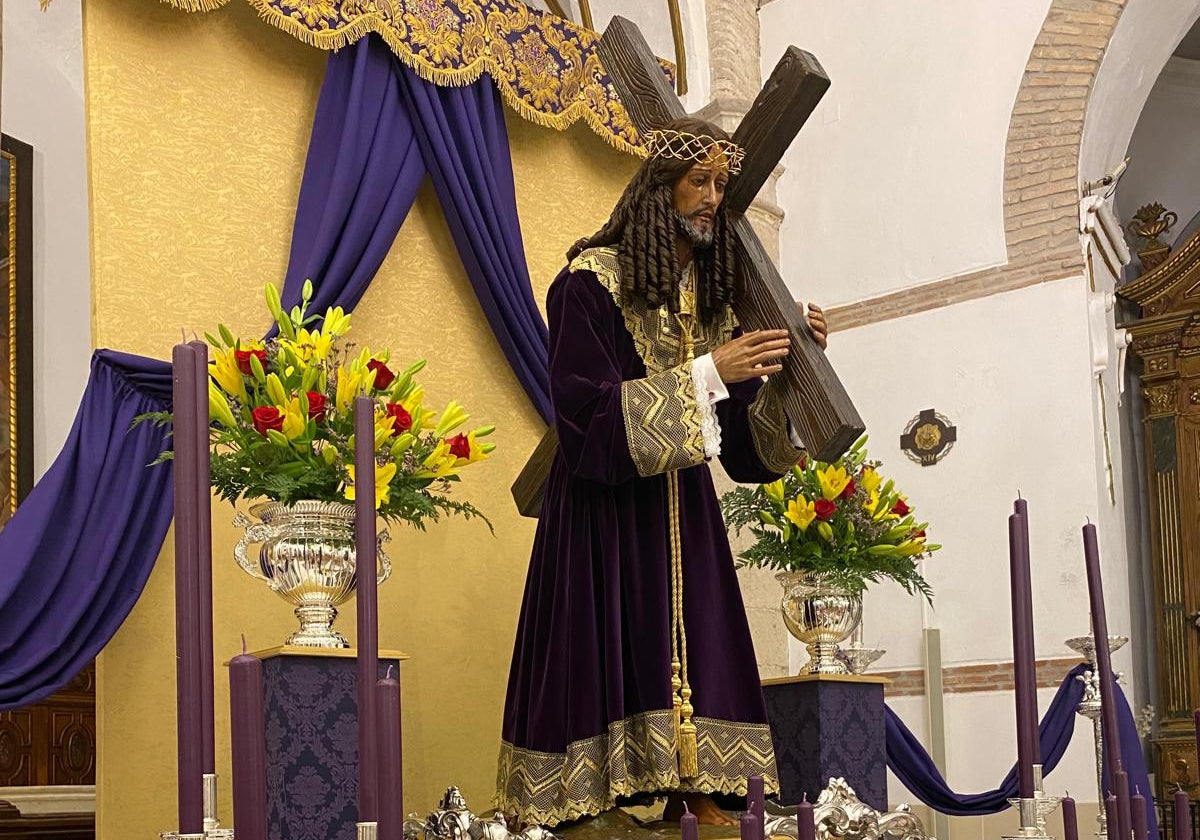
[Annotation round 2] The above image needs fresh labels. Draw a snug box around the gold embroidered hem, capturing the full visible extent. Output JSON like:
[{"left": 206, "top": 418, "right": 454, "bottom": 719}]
[
  {"left": 748, "top": 378, "right": 805, "bottom": 474},
  {"left": 569, "top": 247, "right": 736, "bottom": 376},
  {"left": 495, "top": 711, "right": 778, "bottom": 827},
  {"left": 621, "top": 364, "right": 706, "bottom": 477},
  {"left": 150, "top": 0, "right": 670, "bottom": 156}
]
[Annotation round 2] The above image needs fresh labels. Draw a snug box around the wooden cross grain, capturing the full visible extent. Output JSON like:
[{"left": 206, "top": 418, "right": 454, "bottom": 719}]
[{"left": 512, "top": 16, "right": 864, "bottom": 518}]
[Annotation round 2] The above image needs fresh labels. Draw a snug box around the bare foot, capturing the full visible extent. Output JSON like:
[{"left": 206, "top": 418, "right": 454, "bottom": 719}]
[{"left": 663, "top": 793, "right": 738, "bottom": 826}]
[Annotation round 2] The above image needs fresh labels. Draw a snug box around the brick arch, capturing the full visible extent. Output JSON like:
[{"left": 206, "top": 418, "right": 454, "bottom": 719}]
[{"left": 831, "top": 0, "right": 1129, "bottom": 330}]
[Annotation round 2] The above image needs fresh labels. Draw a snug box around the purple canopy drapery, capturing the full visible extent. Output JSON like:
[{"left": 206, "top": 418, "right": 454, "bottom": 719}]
[{"left": 0, "top": 34, "right": 548, "bottom": 708}]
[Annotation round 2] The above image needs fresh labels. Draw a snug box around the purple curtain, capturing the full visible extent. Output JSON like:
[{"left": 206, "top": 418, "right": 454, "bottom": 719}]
[
  {"left": 397, "top": 61, "right": 551, "bottom": 421},
  {"left": 0, "top": 34, "right": 548, "bottom": 708},
  {"left": 0, "top": 352, "right": 174, "bottom": 707},
  {"left": 886, "top": 662, "right": 1158, "bottom": 840}
]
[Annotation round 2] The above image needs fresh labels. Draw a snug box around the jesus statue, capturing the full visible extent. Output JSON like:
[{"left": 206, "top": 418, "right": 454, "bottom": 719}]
[{"left": 496, "top": 116, "right": 828, "bottom": 829}]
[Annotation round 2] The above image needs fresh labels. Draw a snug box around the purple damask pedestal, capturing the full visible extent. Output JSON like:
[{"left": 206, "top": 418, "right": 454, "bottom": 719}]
[
  {"left": 256, "top": 646, "right": 407, "bottom": 840},
  {"left": 761, "top": 674, "right": 888, "bottom": 812}
]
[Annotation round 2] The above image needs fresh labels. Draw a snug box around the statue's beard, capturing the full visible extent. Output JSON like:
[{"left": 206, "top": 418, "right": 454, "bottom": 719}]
[{"left": 674, "top": 209, "right": 715, "bottom": 248}]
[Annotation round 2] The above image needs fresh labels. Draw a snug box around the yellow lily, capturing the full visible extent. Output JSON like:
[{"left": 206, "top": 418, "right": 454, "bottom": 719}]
[
  {"left": 210, "top": 347, "right": 246, "bottom": 401},
  {"left": 783, "top": 497, "right": 816, "bottom": 532},
  {"left": 763, "top": 479, "right": 786, "bottom": 504},
  {"left": 207, "top": 381, "right": 237, "bottom": 429},
  {"left": 861, "top": 467, "right": 882, "bottom": 494},
  {"left": 415, "top": 440, "right": 458, "bottom": 479},
  {"left": 322, "top": 306, "right": 351, "bottom": 338},
  {"left": 342, "top": 461, "right": 397, "bottom": 509},
  {"left": 280, "top": 398, "right": 306, "bottom": 440},
  {"left": 433, "top": 400, "right": 469, "bottom": 438},
  {"left": 335, "top": 366, "right": 369, "bottom": 413},
  {"left": 817, "top": 465, "right": 851, "bottom": 501}
]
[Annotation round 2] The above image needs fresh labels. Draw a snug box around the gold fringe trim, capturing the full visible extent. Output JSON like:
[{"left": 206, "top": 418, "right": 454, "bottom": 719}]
[{"left": 152, "top": 0, "right": 671, "bottom": 157}]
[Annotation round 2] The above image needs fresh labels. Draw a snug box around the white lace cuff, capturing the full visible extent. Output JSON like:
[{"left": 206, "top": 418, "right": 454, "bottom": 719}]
[{"left": 691, "top": 353, "right": 726, "bottom": 459}]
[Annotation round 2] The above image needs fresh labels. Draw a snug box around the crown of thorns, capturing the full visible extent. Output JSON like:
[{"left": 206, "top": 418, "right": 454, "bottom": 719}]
[{"left": 645, "top": 129, "right": 745, "bottom": 174}]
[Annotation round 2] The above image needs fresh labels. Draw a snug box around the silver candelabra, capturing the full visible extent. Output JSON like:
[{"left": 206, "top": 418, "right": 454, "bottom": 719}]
[{"left": 1066, "top": 633, "right": 1129, "bottom": 840}]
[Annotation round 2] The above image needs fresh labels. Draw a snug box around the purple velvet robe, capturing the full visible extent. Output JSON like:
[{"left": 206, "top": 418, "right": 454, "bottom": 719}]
[{"left": 496, "top": 248, "right": 802, "bottom": 827}]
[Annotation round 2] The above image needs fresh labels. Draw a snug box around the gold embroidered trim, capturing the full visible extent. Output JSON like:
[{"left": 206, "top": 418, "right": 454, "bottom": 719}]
[
  {"left": 569, "top": 247, "right": 735, "bottom": 375},
  {"left": 150, "top": 0, "right": 668, "bottom": 156},
  {"left": 495, "top": 711, "right": 777, "bottom": 827},
  {"left": 748, "top": 378, "right": 805, "bottom": 474},
  {"left": 621, "top": 364, "right": 706, "bottom": 477}
]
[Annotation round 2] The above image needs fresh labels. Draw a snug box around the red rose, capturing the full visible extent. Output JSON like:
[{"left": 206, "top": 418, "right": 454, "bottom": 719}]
[
  {"left": 912, "top": 530, "right": 927, "bottom": 540},
  {"left": 814, "top": 498, "right": 837, "bottom": 520},
  {"left": 447, "top": 433, "right": 471, "bottom": 460},
  {"left": 840, "top": 479, "right": 856, "bottom": 499},
  {"left": 385, "top": 403, "right": 413, "bottom": 435},
  {"left": 235, "top": 347, "right": 268, "bottom": 375},
  {"left": 367, "top": 359, "right": 395, "bottom": 390},
  {"left": 892, "top": 499, "right": 911, "bottom": 517},
  {"left": 252, "top": 405, "right": 284, "bottom": 435},
  {"left": 798, "top": 457, "right": 807, "bottom": 471},
  {"left": 306, "top": 391, "right": 327, "bottom": 421}
]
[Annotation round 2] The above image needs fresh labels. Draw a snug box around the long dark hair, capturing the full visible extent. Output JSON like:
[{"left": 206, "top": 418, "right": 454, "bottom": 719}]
[{"left": 566, "top": 117, "right": 740, "bottom": 325}]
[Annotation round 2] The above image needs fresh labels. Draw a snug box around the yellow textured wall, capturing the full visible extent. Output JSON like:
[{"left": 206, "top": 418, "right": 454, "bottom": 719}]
[{"left": 83, "top": 0, "right": 636, "bottom": 835}]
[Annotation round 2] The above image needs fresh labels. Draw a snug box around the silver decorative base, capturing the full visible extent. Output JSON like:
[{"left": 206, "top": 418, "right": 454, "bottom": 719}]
[
  {"left": 838, "top": 644, "right": 887, "bottom": 675},
  {"left": 357, "top": 822, "right": 379, "bottom": 840},
  {"left": 1002, "top": 797, "right": 1053, "bottom": 840},
  {"left": 765, "top": 778, "right": 930, "bottom": 840},
  {"left": 160, "top": 833, "right": 232, "bottom": 839},
  {"left": 403, "top": 788, "right": 556, "bottom": 840}
]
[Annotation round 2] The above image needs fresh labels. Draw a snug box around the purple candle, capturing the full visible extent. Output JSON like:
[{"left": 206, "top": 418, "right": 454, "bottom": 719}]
[
  {"left": 189, "top": 340, "right": 216, "bottom": 777},
  {"left": 172, "top": 343, "right": 204, "bottom": 833},
  {"left": 376, "top": 666, "right": 403, "bottom": 840},
  {"left": 798, "top": 795, "right": 816, "bottom": 840},
  {"left": 1013, "top": 497, "right": 1042, "bottom": 767},
  {"left": 354, "top": 395, "right": 380, "bottom": 823},
  {"left": 1083, "top": 523, "right": 1125, "bottom": 832},
  {"left": 1061, "top": 794, "right": 1078, "bottom": 840},
  {"left": 740, "top": 812, "right": 759, "bottom": 840},
  {"left": 748, "top": 775, "right": 766, "bottom": 840},
  {"left": 1132, "top": 787, "right": 1148, "bottom": 840},
  {"left": 229, "top": 638, "right": 267, "bottom": 840},
  {"left": 680, "top": 803, "right": 698, "bottom": 840},
  {"left": 1175, "top": 789, "right": 1191, "bottom": 840},
  {"left": 1194, "top": 709, "right": 1200, "bottom": 794},
  {"left": 1009, "top": 513, "right": 1037, "bottom": 798},
  {"left": 1116, "top": 769, "right": 1134, "bottom": 840},
  {"left": 1106, "top": 793, "right": 1118, "bottom": 838}
]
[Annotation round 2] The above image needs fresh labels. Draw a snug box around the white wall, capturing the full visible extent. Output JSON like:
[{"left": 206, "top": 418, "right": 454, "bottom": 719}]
[
  {"left": 789, "top": 276, "right": 1136, "bottom": 805},
  {"left": 759, "top": 0, "right": 1052, "bottom": 306},
  {"left": 1116, "top": 57, "right": 1200, "bottom": 239},
  {"left": 2, "top": 0, "right": 92, "bottom": 479},
  {"left": 1080, "top": 0, "right": 1200, "bottom": 188}
]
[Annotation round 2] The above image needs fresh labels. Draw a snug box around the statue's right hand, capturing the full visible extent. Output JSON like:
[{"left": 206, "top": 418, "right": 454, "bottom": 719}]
[{"left": 712, "top": 329, "right": 790, "bottom": 384}]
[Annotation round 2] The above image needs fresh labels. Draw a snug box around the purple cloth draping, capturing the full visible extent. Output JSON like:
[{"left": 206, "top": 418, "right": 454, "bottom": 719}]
[
  {"left": 397, "top": 58, "right": 551, "bottom": 421},
  {"left": 0, "top": 351, "right": 174, "bottom": 706},
  {"left": 886, "top": 662, "right": 1158, "bottom": 840},
  {"left": 0, "top": 33, "right": 547, "bottom": 707}
]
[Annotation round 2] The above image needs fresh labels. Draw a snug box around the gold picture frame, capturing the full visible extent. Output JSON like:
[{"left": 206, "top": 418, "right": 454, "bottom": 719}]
[{"left": 1, "top": 134, "right": 34, "bottom": 528}]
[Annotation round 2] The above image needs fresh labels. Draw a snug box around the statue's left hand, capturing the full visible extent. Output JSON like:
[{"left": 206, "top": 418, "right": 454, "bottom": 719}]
[{"left": 802, "top": 301, "right": 828, "bottom": 350}]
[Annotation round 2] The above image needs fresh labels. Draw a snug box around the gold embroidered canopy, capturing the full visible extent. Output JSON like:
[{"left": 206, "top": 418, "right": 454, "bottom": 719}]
[{"left": 153, "top": 0, "right": 673, "bottom": 155}]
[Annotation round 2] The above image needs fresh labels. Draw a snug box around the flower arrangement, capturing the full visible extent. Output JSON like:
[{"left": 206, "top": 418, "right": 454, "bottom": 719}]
[
  {"left": 143, "top": 281, "right": 494, "bottom": 528},
  {"left": 719, "top": 436, "right": 937, "bottom": 597}
]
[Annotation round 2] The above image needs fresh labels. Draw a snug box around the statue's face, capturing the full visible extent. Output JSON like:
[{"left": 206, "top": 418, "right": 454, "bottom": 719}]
[{"left": 671, "top": 163, "right": 728, "bottom": 243}]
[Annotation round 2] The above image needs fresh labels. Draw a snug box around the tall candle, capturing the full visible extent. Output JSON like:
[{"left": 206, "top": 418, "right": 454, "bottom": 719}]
[
  {"left": 1106, "top": 793, "right": 1118, "bottom": 839},
  {"left": 354, "top": 395, "right": 380, "bottom": 823},
  {"left": 748, "top": 775, "right": 766, "bottom": 840},
  {"left": 229, "top": 638, "right": 267, "bottom": 840},
  {"left": 1175, "top": 789, "right": 1191, "bottom": 840},
  {"left": 1013, "top": 498, "right": 1042, "bottom": 767},
  {"left": 376, "top": 667, "right": 403, "bottom": 840},
  {"left": 1194, "top": 709, "right": 1200, "bottom": 796},
  {"left": 740, "top": 812, "right": 759, "bottom": 840},
  {"left": 1083, "top": 523, "right": 1125, "bottom": 831},
  {"left": 189, "top": 340, "right": 216, "bottom": 776},
  {"left": 1061, "top": 795, "right": 1079, "bottom": 840},
  {"left": 171, "top": 343, "right": 204, "bottom": 833},
  {"left": 1009, "top": 513, "right": 1037, "bottom": 799},
  {"left": 798, "top": 795, "right": 816, "bottom": 840},
  {"left": 1131, "top": 787, "right": 1148, "bottom": 840},
  {"left": 680, "top": 803, "right": 698, "bottom": 840},
  {"left": 1115, "top": 769, "right": 1133, "bottom": 840}
]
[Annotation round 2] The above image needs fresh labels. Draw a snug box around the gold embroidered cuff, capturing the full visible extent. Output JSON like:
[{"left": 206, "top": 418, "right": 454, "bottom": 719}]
[
  {"left": 495, "top": 711, "right": 778, "bottom": 827},
  {"left": 749, "top": 379, "right": 805, "bottom": 475},
  {"left": 621, "top": 363, "right": 707, "bottom": 477}
]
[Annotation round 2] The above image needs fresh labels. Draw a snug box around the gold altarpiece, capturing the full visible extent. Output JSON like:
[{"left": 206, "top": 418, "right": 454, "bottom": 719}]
[{"left": 1119, "top": 229, "right": 1200, "bottom": 798}]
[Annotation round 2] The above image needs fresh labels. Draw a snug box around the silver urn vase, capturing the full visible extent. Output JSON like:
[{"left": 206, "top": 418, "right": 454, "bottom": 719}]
[
  {"left": 233, "top": 500, "right": 392, "bottom": 648},
  {"left": 777, "top": 570, "right": 861, "bottom": 675}
]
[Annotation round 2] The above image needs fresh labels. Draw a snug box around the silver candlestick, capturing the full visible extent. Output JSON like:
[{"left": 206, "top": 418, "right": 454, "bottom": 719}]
[
  {"left": 1066, "top": 633, "right": 1129, "bottom": 839},
  {"left": 1005, "top": 796, "right": 1053, "bottom": 840}
]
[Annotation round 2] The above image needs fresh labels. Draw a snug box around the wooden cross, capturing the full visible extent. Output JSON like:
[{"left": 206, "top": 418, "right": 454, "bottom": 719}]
[{"left": 512, "top": 16, "right": 864, "bottom": 517}]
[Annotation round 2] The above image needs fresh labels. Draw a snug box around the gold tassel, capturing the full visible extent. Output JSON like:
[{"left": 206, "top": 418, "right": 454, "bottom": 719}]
[
  {"left": 671, "top": 659, "right": 683, "bottom": 741},
  {"left": 678, "top": 686, "right": 698, "bottom": 778}
]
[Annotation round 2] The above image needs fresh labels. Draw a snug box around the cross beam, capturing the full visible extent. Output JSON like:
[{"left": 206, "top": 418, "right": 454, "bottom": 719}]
[{"left": 512, "top": 16, "right": 864, "bottom": 517}]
